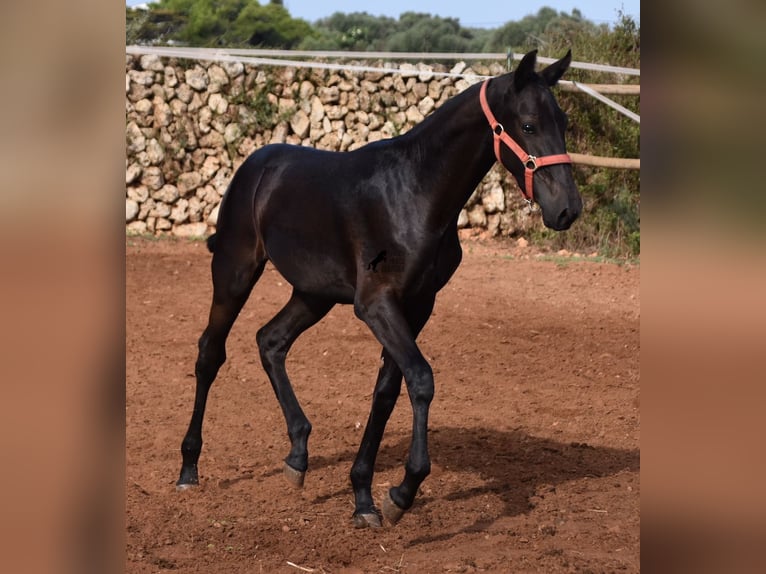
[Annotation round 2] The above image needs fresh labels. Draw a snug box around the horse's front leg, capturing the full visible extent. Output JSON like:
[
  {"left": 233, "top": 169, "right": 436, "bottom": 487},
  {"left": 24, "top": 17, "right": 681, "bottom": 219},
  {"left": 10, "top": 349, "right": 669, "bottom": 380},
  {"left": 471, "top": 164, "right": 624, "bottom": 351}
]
[
  {"left": 384, "top": 362, "right": 434, "bottom": 524},
  {"left": 354, "top": 291, "right": 436, "bottom": 525},
  {"left": 350, "top": 348, "right": 402, "bottom": 528}
]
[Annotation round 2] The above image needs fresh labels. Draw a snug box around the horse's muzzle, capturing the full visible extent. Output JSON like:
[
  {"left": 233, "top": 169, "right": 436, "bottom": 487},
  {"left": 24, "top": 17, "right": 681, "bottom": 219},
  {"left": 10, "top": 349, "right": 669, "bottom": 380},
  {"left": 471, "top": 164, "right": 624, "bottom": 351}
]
[{"left": 544, "top": 198, "right": 582, "bottom": 231}]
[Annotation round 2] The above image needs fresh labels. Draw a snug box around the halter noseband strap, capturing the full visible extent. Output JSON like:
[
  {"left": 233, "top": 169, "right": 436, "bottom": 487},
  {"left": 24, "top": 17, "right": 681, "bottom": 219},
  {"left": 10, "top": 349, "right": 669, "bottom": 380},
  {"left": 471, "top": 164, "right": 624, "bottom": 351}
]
[{"left": 479, "top": 79, "right": 572, "bottom": 203}]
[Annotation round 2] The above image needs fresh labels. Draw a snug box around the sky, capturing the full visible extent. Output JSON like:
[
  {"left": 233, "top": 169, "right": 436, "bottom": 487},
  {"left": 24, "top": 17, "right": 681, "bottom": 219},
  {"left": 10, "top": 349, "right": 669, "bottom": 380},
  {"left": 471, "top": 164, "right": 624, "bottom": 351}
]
[{"left": 126, "top": 1, "right": 639, "bottom": 29}]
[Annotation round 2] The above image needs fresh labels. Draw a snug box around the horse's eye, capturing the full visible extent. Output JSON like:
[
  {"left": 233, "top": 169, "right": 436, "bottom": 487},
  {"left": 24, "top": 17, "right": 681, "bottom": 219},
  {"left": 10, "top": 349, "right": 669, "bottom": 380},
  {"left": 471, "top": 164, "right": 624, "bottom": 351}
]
[{"left": 522, "top": 123, "right": 536, "bottom": 134}]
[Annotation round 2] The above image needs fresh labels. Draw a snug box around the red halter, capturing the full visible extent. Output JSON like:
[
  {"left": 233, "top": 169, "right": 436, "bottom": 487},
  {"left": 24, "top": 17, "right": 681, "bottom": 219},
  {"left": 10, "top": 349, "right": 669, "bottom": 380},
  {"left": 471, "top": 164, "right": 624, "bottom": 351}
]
[{"left": 479, "top": 80, "right": 572, "bottom": 203}]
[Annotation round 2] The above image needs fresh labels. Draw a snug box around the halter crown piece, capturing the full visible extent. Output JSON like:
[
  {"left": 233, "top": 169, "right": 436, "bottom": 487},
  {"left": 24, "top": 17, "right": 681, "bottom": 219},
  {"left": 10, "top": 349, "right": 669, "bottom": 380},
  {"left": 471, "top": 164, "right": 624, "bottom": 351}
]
[{"left": 479, "top": 79, "right": 572, "bottom": 203}]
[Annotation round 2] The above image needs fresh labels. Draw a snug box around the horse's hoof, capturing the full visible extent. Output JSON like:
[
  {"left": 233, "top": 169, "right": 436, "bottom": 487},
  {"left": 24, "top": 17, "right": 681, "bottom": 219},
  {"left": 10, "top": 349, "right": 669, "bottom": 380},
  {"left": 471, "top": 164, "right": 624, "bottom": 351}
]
[
  {"left": 353, "top": 512, "right": 382, "bottom": 529},
  {"left": 175, "top": 482, "right": 197, "bottom": 492},
  {"left": 381, "top": 491, "right": 406, "bottom": 525},
  {"left": 283, "top": 463, "right": 306, "bottom": 488}
]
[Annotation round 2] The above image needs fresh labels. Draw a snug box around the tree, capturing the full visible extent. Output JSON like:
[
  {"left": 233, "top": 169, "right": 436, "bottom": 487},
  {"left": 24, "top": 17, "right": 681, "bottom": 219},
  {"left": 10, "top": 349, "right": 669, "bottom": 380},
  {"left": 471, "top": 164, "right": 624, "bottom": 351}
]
[
  {"left": 386, "top": 12, "right": 473, "bottom": 52},
  {"left": 303, "top": 11, "right": 491, "bottom": 52},
  {"left": 150, "top": 0, "right": 250, "bottom": 45},
  {"left": 306, "top": 12, "right": 398, "bottom": 51},
  {"left": 127, "top": 6, "right": 187, "bottom": 45},
  {"left": 229, "top": 2, "right": 313, "bottom": 47},
  {"left": 487, "top": 7, "right": 586, "bottom": 51},
  {"left": 137, "top": 0, "right": 312, "bottom": 47}
]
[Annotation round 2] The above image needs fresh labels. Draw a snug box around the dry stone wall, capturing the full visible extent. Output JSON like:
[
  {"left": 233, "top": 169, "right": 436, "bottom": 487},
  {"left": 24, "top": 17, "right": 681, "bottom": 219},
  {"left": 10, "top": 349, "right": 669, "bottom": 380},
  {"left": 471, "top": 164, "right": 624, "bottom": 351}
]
[{"left": 125, "top": 54, "right": 538, "bottom": 238}]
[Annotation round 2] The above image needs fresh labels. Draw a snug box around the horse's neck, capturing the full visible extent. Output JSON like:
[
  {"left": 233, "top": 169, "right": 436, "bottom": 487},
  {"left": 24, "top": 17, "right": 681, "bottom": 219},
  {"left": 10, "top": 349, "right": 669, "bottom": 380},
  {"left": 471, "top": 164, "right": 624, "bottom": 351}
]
[{"left": 402, "top": 82, "right": 499, "bottom": 231}]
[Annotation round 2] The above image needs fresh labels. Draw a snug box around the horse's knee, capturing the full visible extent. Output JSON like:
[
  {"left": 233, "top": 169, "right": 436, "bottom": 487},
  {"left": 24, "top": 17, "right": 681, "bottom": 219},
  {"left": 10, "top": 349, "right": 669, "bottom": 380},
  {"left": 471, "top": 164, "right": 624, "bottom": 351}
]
[
  {"left": 404, "top": 362, "right": 434, "bottom": 405},
  {"left": 256, "top": 326, "right": 284, "bottom": 368}
]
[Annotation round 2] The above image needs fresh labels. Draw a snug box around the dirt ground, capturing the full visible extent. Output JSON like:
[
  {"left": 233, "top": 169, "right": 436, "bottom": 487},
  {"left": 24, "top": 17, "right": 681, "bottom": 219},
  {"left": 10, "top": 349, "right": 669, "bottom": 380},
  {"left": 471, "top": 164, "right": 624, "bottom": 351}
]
[{"left": 126, "top": 235, "right": 640, "bottom": 573}]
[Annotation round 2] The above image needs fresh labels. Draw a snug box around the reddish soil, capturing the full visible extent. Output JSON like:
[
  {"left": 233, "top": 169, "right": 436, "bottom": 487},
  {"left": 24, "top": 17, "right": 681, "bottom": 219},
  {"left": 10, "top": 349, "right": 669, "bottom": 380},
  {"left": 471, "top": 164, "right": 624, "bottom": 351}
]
[{"left": 126, "top": 236, "right": 639, "bottom": 573}]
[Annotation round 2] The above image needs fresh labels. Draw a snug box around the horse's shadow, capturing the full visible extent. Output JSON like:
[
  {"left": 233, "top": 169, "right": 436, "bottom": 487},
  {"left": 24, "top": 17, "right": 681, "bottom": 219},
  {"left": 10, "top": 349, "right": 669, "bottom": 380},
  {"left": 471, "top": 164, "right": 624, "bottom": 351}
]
[{"left": 282, "top": 425, "right": 639, "bottom": 543}]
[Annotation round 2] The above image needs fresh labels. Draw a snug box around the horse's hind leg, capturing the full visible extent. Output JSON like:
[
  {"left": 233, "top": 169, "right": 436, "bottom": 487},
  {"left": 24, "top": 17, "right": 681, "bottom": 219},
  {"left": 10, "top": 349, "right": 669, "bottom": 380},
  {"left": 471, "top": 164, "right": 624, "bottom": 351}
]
[
  {"left": 177, "top": 246, "right": 265, "bottom": 489},
  {"left": 256, "top": 290, "right": 334, "bottom": 487}
]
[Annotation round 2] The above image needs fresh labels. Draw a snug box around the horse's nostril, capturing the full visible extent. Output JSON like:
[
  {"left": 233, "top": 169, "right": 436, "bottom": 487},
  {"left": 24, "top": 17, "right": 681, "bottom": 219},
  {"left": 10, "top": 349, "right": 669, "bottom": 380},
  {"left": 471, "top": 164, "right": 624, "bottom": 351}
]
[{"left": 557, "top": 208, "right": 569, "bottom": 226}]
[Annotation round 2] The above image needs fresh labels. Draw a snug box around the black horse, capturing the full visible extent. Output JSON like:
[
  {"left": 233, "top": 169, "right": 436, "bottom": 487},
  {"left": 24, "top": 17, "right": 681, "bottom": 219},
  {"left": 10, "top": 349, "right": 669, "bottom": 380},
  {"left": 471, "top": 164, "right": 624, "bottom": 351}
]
[{"left": 177, "top": 50, "right": 582, "bottom": 528}]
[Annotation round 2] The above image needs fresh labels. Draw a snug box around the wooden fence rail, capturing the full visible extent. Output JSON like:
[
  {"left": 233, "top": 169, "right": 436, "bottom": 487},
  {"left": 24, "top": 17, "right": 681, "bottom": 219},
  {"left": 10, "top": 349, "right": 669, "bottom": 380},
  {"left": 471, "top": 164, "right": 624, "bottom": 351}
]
[
  {"left": 559, "top": 83, "right": 640, "bottom": 96},
  {"left": 570, "top": 153, "right": 640, "bottom": 170},
  {"left": 560, "top": 83, "right": 640, "bottom": 169}
]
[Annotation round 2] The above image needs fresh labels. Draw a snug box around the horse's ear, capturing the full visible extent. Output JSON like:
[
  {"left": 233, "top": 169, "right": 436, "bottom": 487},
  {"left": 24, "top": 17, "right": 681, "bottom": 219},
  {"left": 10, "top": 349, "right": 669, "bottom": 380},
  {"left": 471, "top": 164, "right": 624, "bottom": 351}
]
[
  {"left": 540, "top": 49, "right": 572, "bottom": 87},
  {"left": 513, "top": 50, "right": 538, "bottom": 92}
]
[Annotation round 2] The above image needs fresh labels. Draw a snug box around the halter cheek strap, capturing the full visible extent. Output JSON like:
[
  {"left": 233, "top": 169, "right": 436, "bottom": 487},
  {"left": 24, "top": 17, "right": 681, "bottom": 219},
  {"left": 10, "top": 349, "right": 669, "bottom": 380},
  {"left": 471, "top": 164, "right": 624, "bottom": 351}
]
[{"left": 479, "top": 80, "right": 572, "bottom": 203}]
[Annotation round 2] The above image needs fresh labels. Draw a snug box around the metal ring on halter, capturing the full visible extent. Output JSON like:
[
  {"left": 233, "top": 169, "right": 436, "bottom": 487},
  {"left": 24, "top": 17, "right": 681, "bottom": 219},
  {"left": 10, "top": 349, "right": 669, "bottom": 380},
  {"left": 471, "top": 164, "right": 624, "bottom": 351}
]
[
  {"left": 493, "top": 123, "right": 504, "bottom": 136},
  {"left": 525, "top": 155, "right": 538, "bottom": 171}
]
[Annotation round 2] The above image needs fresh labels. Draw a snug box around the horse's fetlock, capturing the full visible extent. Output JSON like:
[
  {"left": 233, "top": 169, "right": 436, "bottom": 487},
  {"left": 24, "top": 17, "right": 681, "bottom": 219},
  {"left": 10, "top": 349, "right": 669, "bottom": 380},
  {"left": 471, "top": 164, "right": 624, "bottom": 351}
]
[
  {"left": 181, "top": 436, "right": 202, "bottom": 456},
  {"left": 407, "top": 460, "right": 431, "bottom": 481},
  {"left": 287, "top": 419, "right": 312, "bottom": 444}
]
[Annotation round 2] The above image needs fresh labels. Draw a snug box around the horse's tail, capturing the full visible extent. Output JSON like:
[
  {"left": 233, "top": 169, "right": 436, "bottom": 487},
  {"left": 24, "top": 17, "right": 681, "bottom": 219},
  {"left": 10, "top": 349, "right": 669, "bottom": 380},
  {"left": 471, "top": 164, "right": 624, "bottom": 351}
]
[{"left": 206, "top": 233, "right": 217, "bottom": 253}]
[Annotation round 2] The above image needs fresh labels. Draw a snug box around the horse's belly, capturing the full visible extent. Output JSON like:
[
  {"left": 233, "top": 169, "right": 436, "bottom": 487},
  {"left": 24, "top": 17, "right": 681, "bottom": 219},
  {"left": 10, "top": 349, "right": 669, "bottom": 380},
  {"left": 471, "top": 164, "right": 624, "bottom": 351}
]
[{"left": 265, "top": 233, "right": 356, "bottom": 303}]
